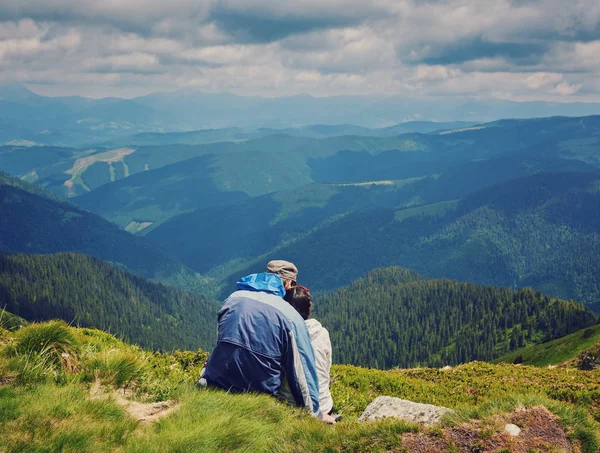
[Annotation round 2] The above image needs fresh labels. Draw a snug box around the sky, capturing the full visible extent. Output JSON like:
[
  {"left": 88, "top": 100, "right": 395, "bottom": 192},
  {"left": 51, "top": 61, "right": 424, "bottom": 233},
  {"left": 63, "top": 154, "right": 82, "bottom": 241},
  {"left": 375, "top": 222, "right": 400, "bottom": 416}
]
[{"left": 1, "top": 0, "right": 600, "bottom": 100}]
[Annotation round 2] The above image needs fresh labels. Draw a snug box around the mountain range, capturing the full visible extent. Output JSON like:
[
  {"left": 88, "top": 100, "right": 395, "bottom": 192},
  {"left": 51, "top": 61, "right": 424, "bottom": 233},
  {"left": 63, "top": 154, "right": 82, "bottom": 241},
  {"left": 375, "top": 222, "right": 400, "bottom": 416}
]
[
  {"left": 3, "top": 114, "right": 600, "bottom": 309},
  {"left": 4, "top": 83, "right": 600, "bottom": 147},
  {"left": 1, "top": 110, "right": 600, "bottom": 364}
]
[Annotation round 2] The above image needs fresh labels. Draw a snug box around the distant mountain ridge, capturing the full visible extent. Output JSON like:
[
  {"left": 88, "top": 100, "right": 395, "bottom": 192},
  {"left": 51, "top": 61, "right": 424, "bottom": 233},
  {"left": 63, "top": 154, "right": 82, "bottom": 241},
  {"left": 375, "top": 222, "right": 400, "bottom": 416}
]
[
  {"left": 3, "top": 112, "right": 600, "bottom": 310},
  {"left": 3, "top": 83, "right": 600, "bottom": 147},
  {"left": 100, "top": 121, "right": 478, "bottom": 147},
  {"left": 35, "top": 115, "right": 599, "bottom": 230}
]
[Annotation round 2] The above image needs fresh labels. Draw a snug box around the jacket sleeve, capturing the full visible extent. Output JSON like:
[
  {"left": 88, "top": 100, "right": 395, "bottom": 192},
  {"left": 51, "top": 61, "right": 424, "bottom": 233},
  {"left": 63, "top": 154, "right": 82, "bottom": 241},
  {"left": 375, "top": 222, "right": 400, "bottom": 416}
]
[{"left": 283, "top": 321, "right": 322, "bottom": 419}]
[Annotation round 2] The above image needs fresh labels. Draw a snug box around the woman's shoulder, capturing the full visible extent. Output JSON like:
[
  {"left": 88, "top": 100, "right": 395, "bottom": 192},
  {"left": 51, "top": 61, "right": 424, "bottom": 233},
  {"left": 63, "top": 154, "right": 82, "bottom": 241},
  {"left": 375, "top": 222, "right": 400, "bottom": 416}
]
[
  {"left": 305, "top": 318, "right": 323, "bottom": 332},
  {"left": 306, "top": 318, "right": 330, "bottom": 340}
]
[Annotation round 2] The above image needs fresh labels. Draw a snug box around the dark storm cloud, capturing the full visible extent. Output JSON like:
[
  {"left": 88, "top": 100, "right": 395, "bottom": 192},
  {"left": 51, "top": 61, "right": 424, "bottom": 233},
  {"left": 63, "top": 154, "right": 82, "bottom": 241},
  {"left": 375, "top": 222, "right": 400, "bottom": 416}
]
[
  {"left": 209, "top": 6, "right": 367, "bottom": 43},
  {"left": 412, "top": 36, "right": 550, "bottom": 66},
  {"left": 0, "top": 1, "right": 384, "bottom": 43},
  {"left": 0, "top": 1, "right": 210, "bottom": 38}
]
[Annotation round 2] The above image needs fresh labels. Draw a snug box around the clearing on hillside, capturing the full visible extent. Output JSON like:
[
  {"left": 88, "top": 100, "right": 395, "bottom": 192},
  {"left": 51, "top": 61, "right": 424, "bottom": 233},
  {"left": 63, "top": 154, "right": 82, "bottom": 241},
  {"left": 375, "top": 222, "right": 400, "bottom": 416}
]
[{"left": 64, "top": 147, "right": 136, "bottom": 196}]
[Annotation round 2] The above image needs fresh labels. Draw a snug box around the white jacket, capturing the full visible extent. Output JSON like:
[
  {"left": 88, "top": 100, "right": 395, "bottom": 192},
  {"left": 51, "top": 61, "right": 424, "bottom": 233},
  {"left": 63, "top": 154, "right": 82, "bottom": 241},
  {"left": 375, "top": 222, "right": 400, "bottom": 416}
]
[{"left": 305, "top": 319, "right": 333, "bottom": 414}]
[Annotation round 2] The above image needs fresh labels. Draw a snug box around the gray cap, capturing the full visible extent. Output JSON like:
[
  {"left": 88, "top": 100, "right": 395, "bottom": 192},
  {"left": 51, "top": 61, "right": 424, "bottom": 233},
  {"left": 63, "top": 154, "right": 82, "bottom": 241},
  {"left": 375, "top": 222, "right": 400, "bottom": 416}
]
[{"left": 266, "top": 260, "right": 298, "bottom": 281}]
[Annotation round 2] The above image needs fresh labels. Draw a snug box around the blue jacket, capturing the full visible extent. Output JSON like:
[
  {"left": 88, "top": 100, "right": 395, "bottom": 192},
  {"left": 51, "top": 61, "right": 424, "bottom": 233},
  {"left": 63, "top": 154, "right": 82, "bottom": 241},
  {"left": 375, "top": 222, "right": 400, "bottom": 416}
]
[{"left": 204, "top": 273, "right": 322, "bottom": 418}]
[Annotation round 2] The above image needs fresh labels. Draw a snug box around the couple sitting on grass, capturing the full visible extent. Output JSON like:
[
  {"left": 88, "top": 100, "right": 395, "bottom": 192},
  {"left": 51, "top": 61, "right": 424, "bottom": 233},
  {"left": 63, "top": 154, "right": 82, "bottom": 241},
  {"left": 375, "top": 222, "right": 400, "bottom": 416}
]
[{"left": 200, "top": 260, "right": 338, "bottom": 424}]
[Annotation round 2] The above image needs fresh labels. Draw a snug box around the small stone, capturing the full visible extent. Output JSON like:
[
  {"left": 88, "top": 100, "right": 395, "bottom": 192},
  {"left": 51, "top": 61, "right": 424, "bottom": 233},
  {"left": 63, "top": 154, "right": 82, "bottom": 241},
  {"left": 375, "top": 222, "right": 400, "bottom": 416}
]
[{"left": 505, "top": 423, "right": 521, "bottom": 437}]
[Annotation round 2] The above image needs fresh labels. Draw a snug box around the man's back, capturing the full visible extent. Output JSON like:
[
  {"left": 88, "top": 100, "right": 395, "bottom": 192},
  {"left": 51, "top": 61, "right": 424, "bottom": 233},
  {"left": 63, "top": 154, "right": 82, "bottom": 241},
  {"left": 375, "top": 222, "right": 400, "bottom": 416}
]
[
  {"left": 203, "top": 273, "right": 322, "bottom": 418},
  {"left": 204, "top": 289, "right": 293, "bottom": 394}
]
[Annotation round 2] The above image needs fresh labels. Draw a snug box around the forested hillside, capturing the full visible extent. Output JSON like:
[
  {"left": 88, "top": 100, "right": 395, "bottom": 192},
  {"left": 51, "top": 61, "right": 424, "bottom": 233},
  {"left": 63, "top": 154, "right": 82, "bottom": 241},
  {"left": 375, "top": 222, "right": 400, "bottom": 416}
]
[
  {"left": 0, "top": 252, "right": 217, "bottom": 350},
  {"left": 74, "top": 154, "right": 251, "bottom": 230},
  {"left": 148, "top": 154, "right": 595, "bottom": 278},
  {"left": 0, "top": 172, "right": 214, "bottom": 293},
  {"left": 314, "top": 267, "right": 598, "bottom": 369},
  {"left": 232, "top": 172, "right": 600, "bottom": 306},
  {"left": 3, "top": 116, "right": 600, "bottom": 310}
]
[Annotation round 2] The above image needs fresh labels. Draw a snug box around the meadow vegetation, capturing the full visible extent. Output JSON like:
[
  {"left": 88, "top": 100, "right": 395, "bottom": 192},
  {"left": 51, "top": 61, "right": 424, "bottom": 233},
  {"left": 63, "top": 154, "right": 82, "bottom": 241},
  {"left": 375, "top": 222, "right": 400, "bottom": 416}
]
[
  {"left": 494, "top": 323, "right": 600, "bottom": 367},
  {"left": 1, "top": 320, "right": 600, "bottom": 452}
]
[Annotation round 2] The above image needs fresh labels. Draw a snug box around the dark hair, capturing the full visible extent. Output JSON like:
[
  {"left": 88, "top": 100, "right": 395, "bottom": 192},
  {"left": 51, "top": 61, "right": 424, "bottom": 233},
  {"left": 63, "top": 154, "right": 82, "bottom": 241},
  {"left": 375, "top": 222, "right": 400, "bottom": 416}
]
[{"left": 284, "top": 286, "right": 312, "bottom": 320}]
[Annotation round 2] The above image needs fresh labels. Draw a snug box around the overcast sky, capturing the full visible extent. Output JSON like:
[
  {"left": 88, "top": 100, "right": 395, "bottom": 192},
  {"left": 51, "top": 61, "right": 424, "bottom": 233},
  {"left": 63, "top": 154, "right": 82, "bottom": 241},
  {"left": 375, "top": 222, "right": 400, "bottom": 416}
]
[{"left": 1, "top": 0, "right": 600, "bottom": 100}]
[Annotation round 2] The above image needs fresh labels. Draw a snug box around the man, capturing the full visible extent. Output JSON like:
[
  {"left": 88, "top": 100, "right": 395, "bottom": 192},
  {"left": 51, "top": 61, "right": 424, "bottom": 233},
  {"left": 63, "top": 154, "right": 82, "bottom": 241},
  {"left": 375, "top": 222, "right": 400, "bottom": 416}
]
[{"left": 202, "top": 260, "right": 335, "bottom": 423}]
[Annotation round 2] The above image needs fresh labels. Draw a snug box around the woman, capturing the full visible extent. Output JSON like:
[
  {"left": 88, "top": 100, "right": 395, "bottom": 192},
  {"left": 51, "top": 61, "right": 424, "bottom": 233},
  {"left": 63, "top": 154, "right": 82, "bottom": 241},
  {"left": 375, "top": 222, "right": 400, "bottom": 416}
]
[{"left": 284, "top": 285, "right": 335, "bottom": 416}]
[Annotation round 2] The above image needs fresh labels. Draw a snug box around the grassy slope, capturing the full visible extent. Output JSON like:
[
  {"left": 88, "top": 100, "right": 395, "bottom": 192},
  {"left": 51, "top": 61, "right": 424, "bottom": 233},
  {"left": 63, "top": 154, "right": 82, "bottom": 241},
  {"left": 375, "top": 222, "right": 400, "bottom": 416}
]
[
  {"left": 1, "top": 321, "right": 599, "bottom": 452},
  {"left": 0, "top": 310, "right": 28, "bottom": 331},
  {"left": 493, "top": 323, "right": 600, "bottom": 367}
]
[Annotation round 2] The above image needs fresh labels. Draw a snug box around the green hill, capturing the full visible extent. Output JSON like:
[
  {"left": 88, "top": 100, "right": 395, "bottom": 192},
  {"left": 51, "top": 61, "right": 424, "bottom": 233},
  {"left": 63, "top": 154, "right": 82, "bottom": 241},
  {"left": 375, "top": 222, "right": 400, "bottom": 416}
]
[
  {"left": 73, "top": 154, "right": 251, "bottom": 230},
  {"left": 492, "top": 323, "right": 600, "bottom": 367},
  {"left": 6, "top": 115, "right": 600, "bottom": 235},
  {"left": 0, "top": 252, "right": 217, "bottom": 350},
  {"left": 0, "top": 172, "right": 214, "bottom": 293},
  {"left": 225, "top": 172, "right": 600, "bottom": 307},
  {"left": 313, "top": 267, "right": 598, "bottom": 369},
  {"left": 1, "top": 321, "right": 599, "bottom": 452},
  {"left": 147, "top": 153, "right": 594, "bottom": 277}
]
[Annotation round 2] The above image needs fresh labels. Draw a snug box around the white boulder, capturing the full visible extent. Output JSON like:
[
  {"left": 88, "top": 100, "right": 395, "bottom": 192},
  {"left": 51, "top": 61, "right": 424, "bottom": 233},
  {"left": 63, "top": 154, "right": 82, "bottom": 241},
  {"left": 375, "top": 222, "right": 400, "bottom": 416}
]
[{"left": 358, "top": 396, "right": 454, "bottom": 425}]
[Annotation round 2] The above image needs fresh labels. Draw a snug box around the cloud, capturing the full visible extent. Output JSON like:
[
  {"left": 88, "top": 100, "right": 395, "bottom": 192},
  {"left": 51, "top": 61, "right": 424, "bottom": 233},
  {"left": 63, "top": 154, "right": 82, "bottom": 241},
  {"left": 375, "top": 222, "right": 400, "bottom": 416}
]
[
  {"left": 413, "top": 36, "right": 549, "bottom": 66},
  {"left": 523, "top": 72, "right": 563, "bottom": 89},
  {"left": 0, "top": 0, "right": 599, "bottom": 101},
  {"left": 86, "top": 52, "right": 160, "bottom": 74},
  {"left": 208, "top": 0, "right": 385, "bottom": 43},
  {"left": 551, "top": 81, "right": 582, "bottom": 96}
]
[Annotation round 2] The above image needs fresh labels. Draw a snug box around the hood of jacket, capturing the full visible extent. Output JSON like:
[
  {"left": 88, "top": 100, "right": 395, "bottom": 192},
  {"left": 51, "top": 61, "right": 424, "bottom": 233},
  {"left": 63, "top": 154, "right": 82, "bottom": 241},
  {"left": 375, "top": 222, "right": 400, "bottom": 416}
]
[
  {"left": 236, "top": 273, "right": 286, "bottom": 298},
  {"left": 305, "top": 318, "right": 324, "bottom": 342}
]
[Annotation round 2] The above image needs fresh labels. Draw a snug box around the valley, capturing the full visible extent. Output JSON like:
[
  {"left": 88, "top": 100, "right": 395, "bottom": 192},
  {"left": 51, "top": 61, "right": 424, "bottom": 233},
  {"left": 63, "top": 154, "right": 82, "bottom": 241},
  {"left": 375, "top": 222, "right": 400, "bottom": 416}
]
[{"left": 3, "top": 97, "right": 600, "bottom": 308}]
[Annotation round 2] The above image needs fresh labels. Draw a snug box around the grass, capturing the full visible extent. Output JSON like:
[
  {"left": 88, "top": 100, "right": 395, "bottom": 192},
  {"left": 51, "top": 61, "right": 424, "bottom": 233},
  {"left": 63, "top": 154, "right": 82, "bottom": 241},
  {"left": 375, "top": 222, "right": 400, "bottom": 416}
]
[
  {"left": 1, "top": 320, "right": 600, "bottom": 452},
  {"left": 85, "top": 350, "right": 148, "bottom": 388},
  {"left": 0, "top": 384, "right": 138, "bottom": 452},
  {"left": 0, "top": 308, "right": 28, "bottom": 332},
  {"left": 493, "top": 323, "right": 600, "bottom": 367},
  {"left": 3, "top": 320, "right": 79, "bottom": 385}
]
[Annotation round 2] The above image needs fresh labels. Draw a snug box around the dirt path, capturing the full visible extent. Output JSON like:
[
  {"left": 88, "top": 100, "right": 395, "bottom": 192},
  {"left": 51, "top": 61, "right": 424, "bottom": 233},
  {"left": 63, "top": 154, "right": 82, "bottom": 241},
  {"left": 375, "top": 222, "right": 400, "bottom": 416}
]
[
  {"left": 114, "top": 392, "right": 178, "bottom": 424},
  {"left": 90, "top": 380, "right": 178, "bottom": 424}
]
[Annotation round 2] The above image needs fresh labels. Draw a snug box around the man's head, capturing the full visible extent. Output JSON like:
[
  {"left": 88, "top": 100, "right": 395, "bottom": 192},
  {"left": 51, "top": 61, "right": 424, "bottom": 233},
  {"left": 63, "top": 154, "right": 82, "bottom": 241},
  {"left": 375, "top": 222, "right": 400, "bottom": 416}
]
[{"left": 267, "top": 260, "right": 298, "bottom": 290}]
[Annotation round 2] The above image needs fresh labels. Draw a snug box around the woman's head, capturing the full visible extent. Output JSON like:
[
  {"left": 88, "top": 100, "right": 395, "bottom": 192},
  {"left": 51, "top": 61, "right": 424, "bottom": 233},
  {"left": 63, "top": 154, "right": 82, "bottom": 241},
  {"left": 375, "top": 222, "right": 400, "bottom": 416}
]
[{"left": 284, "top": 285, "right": 312, "bottom": 320}]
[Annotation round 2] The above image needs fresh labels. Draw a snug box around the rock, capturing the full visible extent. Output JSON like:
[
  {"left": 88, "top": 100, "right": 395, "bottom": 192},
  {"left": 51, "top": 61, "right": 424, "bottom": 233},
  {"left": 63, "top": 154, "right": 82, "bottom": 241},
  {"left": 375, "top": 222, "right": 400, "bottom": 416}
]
[
  {"left": 358, "top": 396, "right": 454, "bottom": 425},
  {"left": 504, "top": 423, "right": 521, "bottom": 437}
]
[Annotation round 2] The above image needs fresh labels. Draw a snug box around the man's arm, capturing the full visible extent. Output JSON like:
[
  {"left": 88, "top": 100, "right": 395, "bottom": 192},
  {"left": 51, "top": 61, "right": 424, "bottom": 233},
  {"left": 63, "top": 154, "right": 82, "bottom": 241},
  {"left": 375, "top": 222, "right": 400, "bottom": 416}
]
[{"left": 283, "top": 322, "right": 322, "bottom": 419}]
